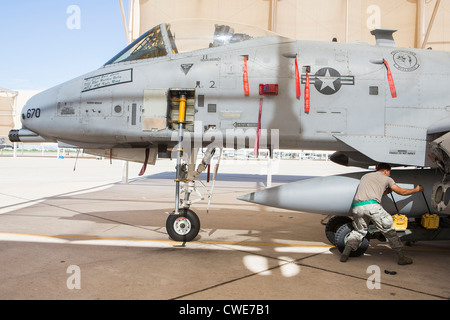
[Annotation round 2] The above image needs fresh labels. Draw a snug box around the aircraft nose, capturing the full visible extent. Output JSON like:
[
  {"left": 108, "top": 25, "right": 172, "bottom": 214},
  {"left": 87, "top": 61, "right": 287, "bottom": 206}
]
[
  {"left": 20, "top": 86, "right": 58, "bottom": 135},
  {"left": 9, "top": 86, "right": 62, "bottom": 144}
]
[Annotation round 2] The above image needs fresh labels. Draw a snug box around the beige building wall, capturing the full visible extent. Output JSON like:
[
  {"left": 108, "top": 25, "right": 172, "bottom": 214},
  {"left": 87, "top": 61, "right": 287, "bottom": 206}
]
[
  {"left": 0, "top": 90, "right": 17, "bottom": 144},
  {"left": 0, "top": 90, "right": 42, "bottom": 144},
  {"left": 134, "top": 0, "right": 449, "bottom": 50}
]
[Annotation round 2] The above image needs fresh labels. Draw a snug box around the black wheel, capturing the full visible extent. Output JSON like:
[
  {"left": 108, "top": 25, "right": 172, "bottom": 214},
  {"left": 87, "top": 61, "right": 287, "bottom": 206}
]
[
  {"left": 166, "top": 209, "right": 200, "bottom": 242},
  {"left": 335, "top": 223, "right": 370, "bottom": 257},
  {"left": 325, "top": 216, "right": 353, "bottom": 245}
]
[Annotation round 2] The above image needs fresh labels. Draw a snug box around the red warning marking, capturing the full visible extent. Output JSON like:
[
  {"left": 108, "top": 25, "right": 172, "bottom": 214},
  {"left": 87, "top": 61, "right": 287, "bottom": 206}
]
[{"left": 384, "top": 59, "right": 397, "bottom": 98}]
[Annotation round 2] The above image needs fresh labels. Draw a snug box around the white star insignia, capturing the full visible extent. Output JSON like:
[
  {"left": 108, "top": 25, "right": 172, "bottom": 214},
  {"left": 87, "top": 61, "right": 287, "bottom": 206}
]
[{"left": 319, "top": 69, "right": 340, "bottom": 92}]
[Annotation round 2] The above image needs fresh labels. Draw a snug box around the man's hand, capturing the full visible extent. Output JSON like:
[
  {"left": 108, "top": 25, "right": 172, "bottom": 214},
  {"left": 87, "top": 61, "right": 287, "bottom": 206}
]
[{"left": 384, "top": 187, "right": 392, "bottom": 196}]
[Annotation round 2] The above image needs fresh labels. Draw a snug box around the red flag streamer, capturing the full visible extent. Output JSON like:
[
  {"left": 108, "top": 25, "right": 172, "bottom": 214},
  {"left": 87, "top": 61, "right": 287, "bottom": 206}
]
[
  {"left": 305, "top": 72, "right": 310, "bottom": 113},
  {"left": 384, "top": 59, "right": 397, "bottom": 98},
  {"left": 243, "top": 56, "right": 250, "bottom": 96},
  {"left": 254, "top": 98, "right": 263, "bottom": 156},
  {"left": 139, "top": 148, "right": 150, "bottom": 176},
  {"left": 295, "top": 57, "right": 301, "bottom": 98}
]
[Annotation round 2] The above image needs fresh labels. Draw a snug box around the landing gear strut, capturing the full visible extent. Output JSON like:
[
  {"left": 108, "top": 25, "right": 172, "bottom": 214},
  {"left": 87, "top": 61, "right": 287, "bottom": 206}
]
[
  {"left": 166, "top": 92, "right": 220, "bottom": 242},
  {"left": 166, "top": 145, "right": 219, "bottom": 242}
]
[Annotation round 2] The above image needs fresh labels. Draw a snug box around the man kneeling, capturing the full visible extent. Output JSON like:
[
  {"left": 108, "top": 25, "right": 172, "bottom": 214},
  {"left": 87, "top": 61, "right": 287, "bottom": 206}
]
[{"left": 341, "top": 163, "right": 423, "bottom": 265}]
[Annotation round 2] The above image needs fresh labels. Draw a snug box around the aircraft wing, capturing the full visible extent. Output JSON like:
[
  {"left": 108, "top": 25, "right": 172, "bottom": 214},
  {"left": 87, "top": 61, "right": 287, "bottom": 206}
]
[
  {"left": 334, "top": 134, "right": 427, "bottom": 167},
  {"left": 333, "top": 114, "right": 450, "bottom": 168}
]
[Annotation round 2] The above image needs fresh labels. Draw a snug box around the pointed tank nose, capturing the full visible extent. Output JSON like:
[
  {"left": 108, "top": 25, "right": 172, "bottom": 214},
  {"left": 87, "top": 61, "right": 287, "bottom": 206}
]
[{"left": 238, "top": 174, "right": 361, "bottom": 216}]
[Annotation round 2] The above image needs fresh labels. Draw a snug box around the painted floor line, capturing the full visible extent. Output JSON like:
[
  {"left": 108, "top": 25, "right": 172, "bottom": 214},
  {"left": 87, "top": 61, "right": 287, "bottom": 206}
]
[
  {"left": 0, "top": 232, "right": 333, "bottom": 253},
  {"left": 0, "top": 232, "right": 448, "bottom": 253}
]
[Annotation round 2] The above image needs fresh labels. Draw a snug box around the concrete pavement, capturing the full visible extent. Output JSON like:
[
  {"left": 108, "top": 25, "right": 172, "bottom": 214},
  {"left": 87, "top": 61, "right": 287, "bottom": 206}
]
[{"left": 0, "top": 157, "right": 449, "bottom": 300}]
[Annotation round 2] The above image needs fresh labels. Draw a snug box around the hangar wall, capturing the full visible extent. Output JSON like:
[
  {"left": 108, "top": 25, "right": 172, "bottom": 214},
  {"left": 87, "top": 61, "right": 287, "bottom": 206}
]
[
  {"left": 130, "top": 0, "right": 449, "bottom": 50},
  {"left": 0, "top": 89, "right": 17, "bottom": 144}
]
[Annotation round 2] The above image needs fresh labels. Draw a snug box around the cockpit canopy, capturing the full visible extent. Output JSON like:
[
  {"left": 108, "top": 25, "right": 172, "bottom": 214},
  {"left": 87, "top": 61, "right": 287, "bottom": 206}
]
[{"left": 105, "top": 20, "right": 278, "bottom": 66}]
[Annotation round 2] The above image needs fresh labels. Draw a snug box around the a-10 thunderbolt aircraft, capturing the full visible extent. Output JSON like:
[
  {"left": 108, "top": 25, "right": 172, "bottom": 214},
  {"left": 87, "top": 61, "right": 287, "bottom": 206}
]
[{"left": 9, "top": 20, "right": 450, "bottom": 253}]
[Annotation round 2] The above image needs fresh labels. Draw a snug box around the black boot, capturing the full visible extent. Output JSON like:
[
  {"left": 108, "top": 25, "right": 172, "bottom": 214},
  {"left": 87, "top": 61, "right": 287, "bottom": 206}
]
[
  {"left": 385, "top": 230, "right": 412, "bottom": 265},
  {"left": 340, "top": 244, "right": 352, "bottom": 262},
  {"left": 395, "top": 249, "right": 413, "bottom": 265}
]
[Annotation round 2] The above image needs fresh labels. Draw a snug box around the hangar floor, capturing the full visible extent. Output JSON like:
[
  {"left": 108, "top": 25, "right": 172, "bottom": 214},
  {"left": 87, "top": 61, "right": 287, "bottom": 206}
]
[{"left": 0, "top": 156, "right": 449, "bottom": 300}]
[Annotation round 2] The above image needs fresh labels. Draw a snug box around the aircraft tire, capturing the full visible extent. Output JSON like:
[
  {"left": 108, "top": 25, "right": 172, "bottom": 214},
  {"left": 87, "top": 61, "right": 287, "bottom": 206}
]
[
  {"left": 325, "top": 216, "right": 353, "bottom": 245},
  {"left": 166, "top": 209, "right": 200, "bottom": 242},
  {"left": 335, "top": 223, "right": 370, "bottom": 257}
]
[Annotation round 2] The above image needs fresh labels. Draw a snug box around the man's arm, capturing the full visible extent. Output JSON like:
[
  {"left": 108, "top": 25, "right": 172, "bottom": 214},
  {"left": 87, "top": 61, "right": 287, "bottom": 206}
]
[{"left": 390, "top": 184, "right": 424, "bottom": 196}]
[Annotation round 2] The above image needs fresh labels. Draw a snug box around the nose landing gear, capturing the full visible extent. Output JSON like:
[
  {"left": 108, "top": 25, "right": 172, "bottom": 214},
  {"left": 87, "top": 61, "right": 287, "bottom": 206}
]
[
  {"left": 166, "top": 92, "right": 220, "bottom": 242},
  {"left": 166, "top": 209, "right": 201, "bottom": 242}
]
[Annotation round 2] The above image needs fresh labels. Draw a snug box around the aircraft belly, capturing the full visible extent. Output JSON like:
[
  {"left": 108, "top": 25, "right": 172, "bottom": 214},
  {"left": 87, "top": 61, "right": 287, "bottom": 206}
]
[{"left": 85, "top": 148, "right": 157, "bottom": 164}]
